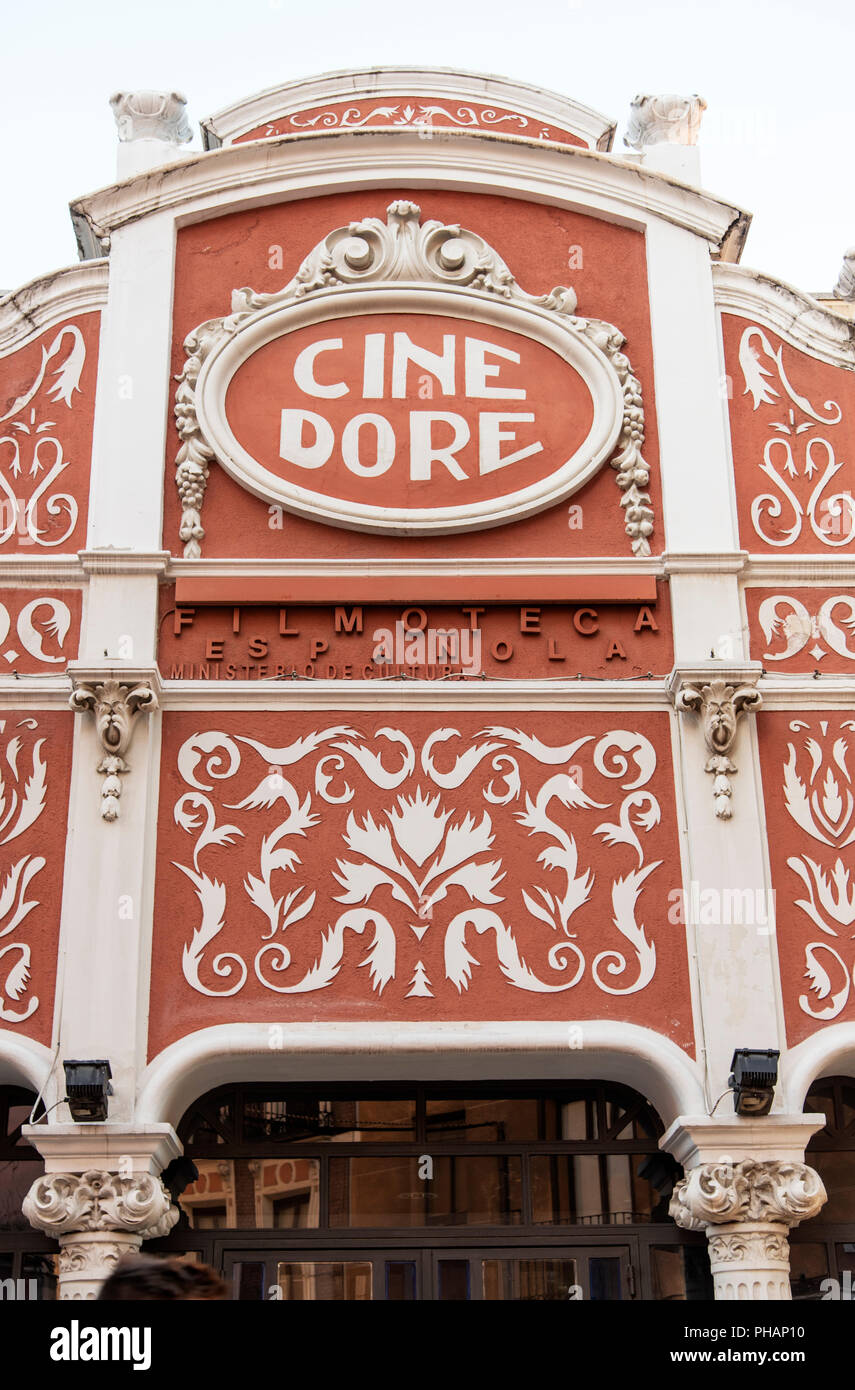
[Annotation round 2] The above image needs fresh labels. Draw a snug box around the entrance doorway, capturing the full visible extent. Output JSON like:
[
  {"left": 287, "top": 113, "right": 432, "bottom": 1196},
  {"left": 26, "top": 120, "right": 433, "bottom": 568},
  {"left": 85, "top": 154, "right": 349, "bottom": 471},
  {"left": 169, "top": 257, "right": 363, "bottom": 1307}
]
[
  {"left": 223, "top": 1243, "right": 631, "bottom": 1300},
  {"left": 148, "top": 1081, "right": 712, "bottom": 1301}
]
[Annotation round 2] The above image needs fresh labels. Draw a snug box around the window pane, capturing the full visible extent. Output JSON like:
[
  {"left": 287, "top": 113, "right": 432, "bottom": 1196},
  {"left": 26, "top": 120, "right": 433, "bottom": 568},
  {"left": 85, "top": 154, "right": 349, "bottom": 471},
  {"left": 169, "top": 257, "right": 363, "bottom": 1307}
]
[
  {"left": 276, "top": 1261, "right": 372, "bottom": 1301},
  {"left": 233, "top": 1261, "right": 265, "bottom": 1301},
  {"left": 589, "top": 1256, "right": 623, "bottom": 1301},
  {"left": 651, "top": 1245, "right": 713, "bottom": 1301},
  {"left": 559, "top": 1098, "right": 597, "bottom": 1140},
  {"left": 790, "top": 1243, "right": 830, "bottom": 1300},
  {"left": 329, "top": 1156, "right": 522, "bottom": 1226},
  {"left": 482, "top": 1258, "right": 579, "bottom": 1301},
  {"left": 385, "top": 1261, "right": 417, "bottom": 1300},
  {"left": 531, "top": 1153, "right": 667, "bottom": 1226},
  {"left": 179, "top": 1157, "right": 320, "bottom": 1230},
  {"left": 437, "top": 1260, "right": 469, "bottom": 1300},
  {"left": 531, "top": 1154, "right": 603, "bottom": 1224},
  {"left": 0, "top": 1161, "right": 40, "bottom": 1232},
  {"left": 425, "top": 1098, "right": 539, "bottom": 1142},
  {"left": 242, "top": 1096, "right": 415, "bottom": 1143}
]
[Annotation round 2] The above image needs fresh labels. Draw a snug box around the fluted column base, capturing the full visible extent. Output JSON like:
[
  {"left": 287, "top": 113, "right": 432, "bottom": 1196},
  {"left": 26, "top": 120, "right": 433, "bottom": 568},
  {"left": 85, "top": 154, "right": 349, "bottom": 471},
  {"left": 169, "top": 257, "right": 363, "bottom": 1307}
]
[
  {"left": 58, "top": 1230, "right": 143, "bottom": 1301},
  {"left": 707, "top": 1221, "right": 792, "bottom": 1300}
]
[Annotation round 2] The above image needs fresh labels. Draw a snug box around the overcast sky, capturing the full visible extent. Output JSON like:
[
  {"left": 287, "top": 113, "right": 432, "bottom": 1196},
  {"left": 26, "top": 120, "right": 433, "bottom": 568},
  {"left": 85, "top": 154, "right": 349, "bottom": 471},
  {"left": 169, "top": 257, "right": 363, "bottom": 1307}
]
[{"left": 2, "top": 0, "right": 852, "bottom": 296}]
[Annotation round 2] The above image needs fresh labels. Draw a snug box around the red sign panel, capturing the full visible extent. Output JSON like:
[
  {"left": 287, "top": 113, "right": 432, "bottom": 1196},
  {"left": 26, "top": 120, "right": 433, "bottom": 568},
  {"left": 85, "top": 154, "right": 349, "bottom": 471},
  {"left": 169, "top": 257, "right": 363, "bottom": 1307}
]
[{"left": 225, "top": 312, "right": 596, "bottom": 513}]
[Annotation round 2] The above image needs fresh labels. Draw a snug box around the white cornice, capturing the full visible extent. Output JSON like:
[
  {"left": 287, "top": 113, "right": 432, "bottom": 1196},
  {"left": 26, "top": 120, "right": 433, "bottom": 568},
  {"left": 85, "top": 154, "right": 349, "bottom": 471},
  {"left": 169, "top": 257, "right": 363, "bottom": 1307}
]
[
  {"left": 200, "top": 65, "right": 617, "bottom": 152},
  {"left": 663, "top": 551, "right": 748, "bottom": 575},
  {"left": 714, "top": 263, "right": 855, "bottom": 368},
  {"left": 165, "top": 555, "right": 664, "bottom": 581},
  {"left": 743, "top": 556, "right": 855, "bottom": 585},
  {"left": 757, "top": 675, "right": 855, "bottom": 707},
  {"left": 158, "top": 678, "right": 672, "bottom": 710},
  {"left": 69, "top": 128, "right": 749, "bottom": 258},
  {"left": 80, "top": 549, "right": 171, "bottom": 576},
  {"left": 0, "top": 557, "right": 86, "bottom": 584},
  {"left": 0, "top": 261, "right": 108, "bottom": 354}
]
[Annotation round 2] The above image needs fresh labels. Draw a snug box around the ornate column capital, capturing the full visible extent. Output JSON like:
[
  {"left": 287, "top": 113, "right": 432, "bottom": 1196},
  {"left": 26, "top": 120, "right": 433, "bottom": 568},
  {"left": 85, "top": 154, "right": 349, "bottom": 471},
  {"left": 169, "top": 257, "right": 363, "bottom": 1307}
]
[
  {"left": 668, "top": 662, "right": 763, "bottom": 819},
  {"left": 669, "top": 1158, "right": 826, "bottom": 1231},
  {"left": 624, "top": 93, "right": 707, "bottom": 149},
  {"left": 68, "top": 664, "right": 161, "bottom": 821},
  {"left": 23, "top": 1168, "right": 178, "bottom": 1299},
  {"left": 23, "top": 1167, "right": 177, "bottom": 1238},
  {"left": 109, "top": 91, "right": 192, "bottom": 146}
]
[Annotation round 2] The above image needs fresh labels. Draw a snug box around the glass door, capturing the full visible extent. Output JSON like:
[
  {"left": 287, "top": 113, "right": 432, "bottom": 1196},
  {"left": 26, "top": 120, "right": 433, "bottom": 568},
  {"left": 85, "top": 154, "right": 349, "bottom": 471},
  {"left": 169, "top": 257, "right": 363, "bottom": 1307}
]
[
  {"left": 222, "top": 1244, "right": 632, "bottom": 1300},
  {"left": 433, "top": 1246, "right": 632, "bottom": 1300},
  {"left": 223, "top": 1248, "right": 425, "bottom": 1301}
]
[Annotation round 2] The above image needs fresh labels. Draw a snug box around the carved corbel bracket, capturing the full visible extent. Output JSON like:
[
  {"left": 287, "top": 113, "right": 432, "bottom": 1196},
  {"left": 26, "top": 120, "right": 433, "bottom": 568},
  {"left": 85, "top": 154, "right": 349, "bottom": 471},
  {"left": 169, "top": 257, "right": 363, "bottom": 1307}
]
[
  {"left": 668, "top": 663, "right": 763, "bottom": 819},
  {"left": 68, "top": 665, "right": 161, "bottom": 821}
]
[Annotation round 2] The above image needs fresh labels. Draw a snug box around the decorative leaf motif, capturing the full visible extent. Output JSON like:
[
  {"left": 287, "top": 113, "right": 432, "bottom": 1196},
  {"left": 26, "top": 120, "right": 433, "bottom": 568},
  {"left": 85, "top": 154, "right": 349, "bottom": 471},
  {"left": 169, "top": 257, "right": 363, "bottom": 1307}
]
[
  {"left": 799, "top": 942, "right": 850, "bottom": 1020},
  {"left": 592, "top": 861, "right": 660, "bottom": 995}
]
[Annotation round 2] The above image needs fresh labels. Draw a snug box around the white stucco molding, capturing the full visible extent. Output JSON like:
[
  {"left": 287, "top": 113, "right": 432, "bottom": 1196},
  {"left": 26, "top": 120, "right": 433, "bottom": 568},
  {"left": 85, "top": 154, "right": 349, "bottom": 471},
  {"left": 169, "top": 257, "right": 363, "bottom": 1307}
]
[
  {"left": 68, "top": 129, "right": 750, "bottom": 262},
  {"left": 0, "top": 1031, "right": 57, "bottom": 1095},
  {"left": 22, "top": 1122, "right": 181, "bottom": 1175},
  {"left": 713, "top": 263, "right": 855, "bottom": 369},
  {"left": 166, "top": 554, "right": 664, "bottom": 581},
  {"left": 67, "top": 663, "right": 162, "bottom": 821},
  {"left": 79, "top": 550, "right": 170, "bottom": 577},
  {"left": 661, "top": 1114, "right": 826, "bottom": 1170},
  {"left": 625, "top": 94, "right": 706, "bottom": 150},
  {"left": 784, "top": 1024, "right": 855, "bottom": 1110},
  {"left": 156, "top": 679, "right": 673, "bottom": 710},
  {"left": 137, "top": 1020, "right": 706, "bottom": 1131},
  {"left": 668, "top": 662, "right": 763, "bottom": 819},
  {"left": 200, "top": 65, "right": 617, "bottom": 152},
  {"left": 0, "top": 261, "right": 109, "bottom": 354}
]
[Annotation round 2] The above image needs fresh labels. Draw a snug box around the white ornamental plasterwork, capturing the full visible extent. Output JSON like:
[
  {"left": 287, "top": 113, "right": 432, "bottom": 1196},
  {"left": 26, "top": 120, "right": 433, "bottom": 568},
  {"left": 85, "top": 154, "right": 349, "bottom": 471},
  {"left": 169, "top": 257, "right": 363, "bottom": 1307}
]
[
  {"left": 673, "top": 677, "right": 762, "bottom": 819},
  {"left": 69, "top": 678, "right": 159, "bottom": 821},
  {"left": 758, "top": 594, "right": 855, "bottom": 663},
  {"left": 781, "top": 719, "right": 855, "bottom": 1023},
  {"left": 175, "top": 200, "right": 654, "bottom": 554},
  {"left": 0, "top": 327, "right": 86, "bottom": 549},
  {"left": 274, "top": 105, "right": 531, "bottom": 135},
  {"left": 171, "top": 725, "right": 665, "bottom": 1002},
  {"left": 0, "top": 717, "right": 49, "bottom": 1025},
  {"left": 624, "top": 94, "right": 706, "bottom": 149},
  {"left": 738, "top": 325, "right": 854, "bottom": 549}
]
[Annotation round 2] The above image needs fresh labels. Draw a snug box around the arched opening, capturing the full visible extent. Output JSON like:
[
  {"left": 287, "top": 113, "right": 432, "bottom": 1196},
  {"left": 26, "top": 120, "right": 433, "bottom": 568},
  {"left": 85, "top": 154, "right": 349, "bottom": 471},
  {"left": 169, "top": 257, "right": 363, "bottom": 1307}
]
[
  {"left": 148, "top": 1079, "right": 712, "bottom": 1301},
  {"left": 790, "top": 1076, "right": 855, "bottom": 1300},
  {"left": 0, "top": 1086, "right": 56, "bottom": 1300}
]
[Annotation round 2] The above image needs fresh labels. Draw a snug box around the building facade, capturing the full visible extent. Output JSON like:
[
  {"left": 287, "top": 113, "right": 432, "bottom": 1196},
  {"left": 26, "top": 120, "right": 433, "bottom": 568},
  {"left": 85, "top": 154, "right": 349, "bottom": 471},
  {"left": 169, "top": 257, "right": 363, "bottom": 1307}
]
[{"left": 1, "top": 69, "right": 854, "bottom": 1302}]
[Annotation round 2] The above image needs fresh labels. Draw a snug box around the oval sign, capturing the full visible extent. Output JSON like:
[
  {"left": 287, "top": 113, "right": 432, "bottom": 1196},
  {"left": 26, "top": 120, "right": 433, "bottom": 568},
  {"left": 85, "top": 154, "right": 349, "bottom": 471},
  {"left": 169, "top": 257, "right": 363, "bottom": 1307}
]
[{"left": 196, "top": 289, "right": 624, "bottom": 533}]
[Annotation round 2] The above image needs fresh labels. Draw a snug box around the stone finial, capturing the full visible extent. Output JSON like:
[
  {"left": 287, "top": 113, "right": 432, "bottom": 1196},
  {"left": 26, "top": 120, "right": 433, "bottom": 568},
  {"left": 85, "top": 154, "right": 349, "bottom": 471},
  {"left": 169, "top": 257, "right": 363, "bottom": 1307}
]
[
  {"left": 109, "top": 91, "right": 192, "bottom": 146},
  {"left": 834, "top": 247, "right": 855, "bottom": 301},
  {"left": 624, "top": 93, "right": 707, "bottom": 149}
]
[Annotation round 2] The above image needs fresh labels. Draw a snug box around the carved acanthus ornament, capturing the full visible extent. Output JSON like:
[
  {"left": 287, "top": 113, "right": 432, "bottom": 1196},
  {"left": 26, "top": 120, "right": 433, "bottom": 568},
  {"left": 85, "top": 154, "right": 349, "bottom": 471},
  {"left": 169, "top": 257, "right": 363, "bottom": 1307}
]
[
  {"left": 670, "top": 1159, "right": 826, "bottom": 1301},
  {"left": 109, "top": 91, "right": 192, "bottom": 145},
  {"left": 175, "top": 200, "right": 655, "bottom": 557},
  {"left": 624, "top": 93, "right": 707, "bottom": 149},
  {"left": 23, "top": 1168, "right": 177, "bottom": 1237},
  {"left": 670, "top": 1159, "right": 826, "bottom": 1230},
  {"left": 23, "top": 1169, "right": 178, "bottom": 1300},
  {"left": 69, "top": 677, "right": 159, "bottom": 820},
  {"left": 673, "top": 676, "right": 762, "bottom": 819}
]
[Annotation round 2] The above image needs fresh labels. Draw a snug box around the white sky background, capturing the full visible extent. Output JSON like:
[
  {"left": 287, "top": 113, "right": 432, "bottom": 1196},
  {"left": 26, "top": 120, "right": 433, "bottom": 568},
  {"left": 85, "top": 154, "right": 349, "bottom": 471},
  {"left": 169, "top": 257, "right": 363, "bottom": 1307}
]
[{"left": 1, "top": 0, "right": 853, "bottom": 296}]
